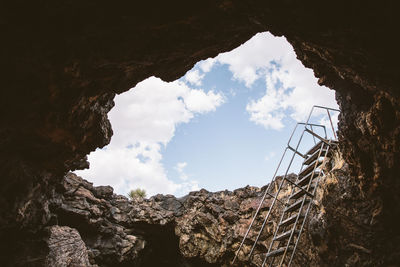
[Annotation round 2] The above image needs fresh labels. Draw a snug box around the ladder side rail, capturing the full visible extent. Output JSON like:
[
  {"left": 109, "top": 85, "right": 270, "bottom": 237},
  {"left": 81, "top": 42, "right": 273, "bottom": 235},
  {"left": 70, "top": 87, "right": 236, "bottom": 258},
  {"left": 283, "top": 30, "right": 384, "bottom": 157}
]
[
  {"left": 260, "top": 112, "right": 320, "bottom": 267},
  {"left": 260, "top": 125, "right": 312, "bottom": 266},
  {"left": 287, "top": 122, "right": 325, "bottom": 149},
  {"left": 310, "top": 125, "right": 317, "bottom": 145},
  {"left": 309, "top": 105, "right": 339, "bottom": 140},
  {"left": 270, "top": 144, "right": 323, "bottom": 266},
  {"left": 293, "top": 139, "right": 323, "bottom": 184},
  {"left": 247, "top": 142, "right": 304, "bottom": 261},
  {"left": 232, "top": 146, "right": 290, "bottom": 264},
  {"left": 264, "top": 197, "right": 297, "bottom": 267},
  {"left": 265, "top": 138, "right": 325, "bottom": 267},
  {"left": 304, "top": 143, "right": 324, "bottom": 194},
  {"left": 269, "top": 109, "right": 329, "bottom": 266},
  {"left": 287, "top": 139, "right": 324, "bottom": 198},
  {"left": 287, "top": 142, "right": 332, "bottom": 267},
  {"left": 247, "top": 181, "right": 286, "bottom": 260},
  {"left": 231, "top": 148, "right": 287, "bottom": 264},
  {"left": 263, "top": 196, "right": 301, "bottom": 267},
  {"left": 234, "top": 106, "right": 339, "bottom": 266},
  {"left": 287, "top": 120, "right": 327, "bottom": 197},
  {"left": 297, "top": 122, "right": 327, "bottom": 128},
  {"left": 231, "top": 180, "right": 274, "bottom": 265},
  {"left": 247, "top": 169, "right": 288, "bottom": 260},
  {"left": 248, "top": 122, "right": 311, "bottom": 263},
  {"left": 287, "top": 123, "right": 301, "bottom": 146},
  {"left": 323, "top": 123, "right": 328, "bottom": 139},
  {"left": 264, "top": 106, "right": 338, "bottom": 266},
  {"left": 272, "top": 195, "right": 307, "bottom": 267},
  {"left": 279, "top": 142, "right": 327, "bottom": 266},
  {"left": 264, "top": 166, "right": 314, "bottom": 265},
  {"left": 326, "top": 109, "right": 337, "bottom": 140},
  {"left": 313, "top": 105, "right": 340, "bottom": 112},
  {"left": 277, "top": 195, "right": 307, "bottom": 267}
]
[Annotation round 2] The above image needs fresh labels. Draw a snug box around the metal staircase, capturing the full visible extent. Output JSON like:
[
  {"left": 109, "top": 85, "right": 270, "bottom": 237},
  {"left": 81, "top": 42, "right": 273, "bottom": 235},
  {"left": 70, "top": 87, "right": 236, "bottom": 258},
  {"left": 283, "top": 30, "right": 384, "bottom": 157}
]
[{"left": 232, "top": 105, "right": 340, "bottom": 267}]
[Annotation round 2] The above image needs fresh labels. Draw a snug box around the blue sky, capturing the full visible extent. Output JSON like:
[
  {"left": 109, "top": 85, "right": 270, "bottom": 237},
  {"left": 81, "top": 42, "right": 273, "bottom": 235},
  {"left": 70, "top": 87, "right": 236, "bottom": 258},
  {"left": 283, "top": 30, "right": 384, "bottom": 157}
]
[{"left": 75, "top": 32, "right": 339, "bottom": 197}]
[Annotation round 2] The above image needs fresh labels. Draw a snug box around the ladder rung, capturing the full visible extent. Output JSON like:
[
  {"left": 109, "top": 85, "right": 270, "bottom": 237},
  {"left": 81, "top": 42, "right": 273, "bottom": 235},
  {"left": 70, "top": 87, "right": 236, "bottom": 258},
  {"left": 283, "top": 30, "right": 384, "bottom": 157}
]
[
  {"left": 288, "top": 145, "right": 306, "bottom": 158},
  {"left": 265, "top": 246, "right": 293, "bottom": 258},
  {"left": 305, "top": 128, "right": 329, "bottom": 144},
  {"left": 274, "top": 230, "right": 299, "bottom": 242},
  {"left": 285, "top": 198, "right": 310, "bottom": 213},
  {"left": 306, "top": 140, "right": 323, "bottom": 155},
  {"left": 304, "top": 148, "right": 327, "bottom": 165},
  {"left": 298, "top": 160, "right": 322, "bottom": 177},
  {"left": 265, "top": 192, "right": 286, "bottom": 205},
  {"left": 280, "top": 214, "right": 303, "bottom": 227},
  {"left": 289, "top": 183, "right": 315, "bottom": 200},
  {"left": 297, "top": 171, "right": 320, "bottom": 186}
]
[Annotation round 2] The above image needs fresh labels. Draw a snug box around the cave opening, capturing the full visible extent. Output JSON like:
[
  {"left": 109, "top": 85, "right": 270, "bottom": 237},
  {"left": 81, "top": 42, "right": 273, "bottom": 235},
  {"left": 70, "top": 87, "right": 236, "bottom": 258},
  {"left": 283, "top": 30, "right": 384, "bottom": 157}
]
[
  {"left": 74, "top": 32, "right": 339, "bottom": 199},
  {"left": 2, "top": 1, "right": 400, "bottom": 266}
]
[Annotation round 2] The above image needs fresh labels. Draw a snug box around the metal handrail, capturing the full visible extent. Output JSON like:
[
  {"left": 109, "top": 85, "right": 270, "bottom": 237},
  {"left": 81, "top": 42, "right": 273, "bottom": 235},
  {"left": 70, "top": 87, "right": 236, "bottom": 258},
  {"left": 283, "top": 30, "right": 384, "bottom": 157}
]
[
  {"left": 287, "top": 141, "right": 333, "bottom": 266},
  {"left": 232, "top": 105, "right": 339, "bottom": 266},
  {"left": 277, "top": 142, "right": 329, "bottom": 267},
  {"left": 305, "top": 105, "right": 339, "bottom": 141},
  {"left": 233, "top": 119, "right": 327, "bottom": 263},
  {"left": 231, "top": 146, "right": 290, "bottom": 264}
]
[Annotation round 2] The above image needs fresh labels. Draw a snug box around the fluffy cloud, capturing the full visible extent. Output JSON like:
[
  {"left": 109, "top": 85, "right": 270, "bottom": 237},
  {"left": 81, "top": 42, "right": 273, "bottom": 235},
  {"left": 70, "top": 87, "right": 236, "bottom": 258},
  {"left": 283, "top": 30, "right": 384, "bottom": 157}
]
[
  {"left": 174, "top": 162, "right": 189, "bottom": 181},
  {"left": 196, "top": 32, "right": 338, "bottom": 129},
  {"left": 184, "top": 69, "right": 205, "bottom": 86},
  {"left": 76, "top": 32, "right": 338, "bottom": 197},
  {"left": 215, "top": 34, "right": 293, "bottom": 87},
  {"left": 198, "top": 58, "right": 217, "bottom": 73},
  {"left": 75, "top": 77, "right": 222, "bottom": 197}
]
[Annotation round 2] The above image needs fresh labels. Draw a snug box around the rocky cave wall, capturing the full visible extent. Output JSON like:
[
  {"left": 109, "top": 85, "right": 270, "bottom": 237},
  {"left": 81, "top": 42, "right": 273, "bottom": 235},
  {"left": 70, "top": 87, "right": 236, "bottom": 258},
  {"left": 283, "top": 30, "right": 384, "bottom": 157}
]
[
  {"left": 1, "top": 1, "right": 400, "bottom": 266},
  {"left": 42, "top": 151, "right": 382, "bottom": 267},
  {"left": 44, "top": 172, "right": 315, "bottom": 267}
]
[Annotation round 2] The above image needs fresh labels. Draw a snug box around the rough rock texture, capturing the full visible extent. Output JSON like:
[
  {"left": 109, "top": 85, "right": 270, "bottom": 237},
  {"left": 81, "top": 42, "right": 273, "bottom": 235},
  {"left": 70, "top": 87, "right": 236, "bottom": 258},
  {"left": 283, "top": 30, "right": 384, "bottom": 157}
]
[
  {"left": 45, "top": 226, "right": 94, "bottom": 267},
  {"left": 41, "top": 151, "right": 391, "bottom": 267},
  {"left": 33, "top": 172, "right": 301, "bottom": 266},
  {"left": 43, "top": 152, "right": 376, "bottom": 267},
  {"left": 49, "top": 173, "right": 276, "bottom": 266},
  {"left": 1, "top": 1, "right": 400, "bottom": 266},
  {"left": 304, "top": 151, "right": 385, "bottom": 266}
]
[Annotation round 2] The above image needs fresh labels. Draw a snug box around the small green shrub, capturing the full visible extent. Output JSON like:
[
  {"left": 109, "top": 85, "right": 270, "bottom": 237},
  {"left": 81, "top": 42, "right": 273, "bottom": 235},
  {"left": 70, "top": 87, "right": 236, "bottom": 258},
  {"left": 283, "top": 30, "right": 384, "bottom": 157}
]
[{"left": 127, "top": 188, "right": 147, "bottom": 199}]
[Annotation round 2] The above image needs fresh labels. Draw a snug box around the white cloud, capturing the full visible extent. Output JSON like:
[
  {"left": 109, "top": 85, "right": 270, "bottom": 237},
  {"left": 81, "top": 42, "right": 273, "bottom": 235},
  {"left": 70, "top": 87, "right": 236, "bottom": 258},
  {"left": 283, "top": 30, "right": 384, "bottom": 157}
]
[
  {"left": 216, "top": 33, "right": 293, "bottom": 88},
  {"left": 198, "top": 58, "right": 217, "bottom": 73},
  {"left": 184, "top": 89, "right": 224, "bottom": 114},
  {"left": 212, "top": 32, "right": 338, "bottom": 129},
  {"left": 75, "top": 77, "right": 222, "bottom": 197},
  {"left": 184, "top": 69, "right": 205, "bottom": 86},
  {"left": 174, "top": 162, "right": 188, "bottom": 181},
  {"left": 75, "top": 31, "right": 339, "bottom": 197}
]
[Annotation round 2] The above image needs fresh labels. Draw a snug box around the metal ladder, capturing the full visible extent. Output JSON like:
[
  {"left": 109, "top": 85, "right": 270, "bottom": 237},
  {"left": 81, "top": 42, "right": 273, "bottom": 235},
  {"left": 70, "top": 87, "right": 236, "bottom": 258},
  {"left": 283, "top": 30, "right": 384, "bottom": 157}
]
[{"left": 232, "top": 105, "right": 340, "bottom": 267}]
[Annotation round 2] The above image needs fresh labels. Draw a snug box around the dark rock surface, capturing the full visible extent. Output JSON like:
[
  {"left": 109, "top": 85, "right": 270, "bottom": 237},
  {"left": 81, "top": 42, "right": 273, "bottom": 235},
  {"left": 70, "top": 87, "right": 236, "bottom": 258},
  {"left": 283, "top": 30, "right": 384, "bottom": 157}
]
[
  {"left": 1, "top": 1, "right": 400, "bottom": 266},
  {"left": 49, "top": 173, "right": 275, "bottom": 266},
  {"left": 45, "top": 225, "right": 94, "bottom": 267},
  {"left": 305, "top": 151, "right": 385, "bottom": 266},
  {"left": 40, "top": 153, "right": 380, "bottom": 267}
]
